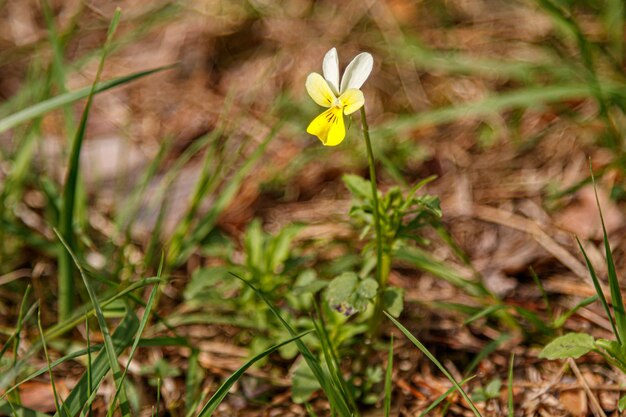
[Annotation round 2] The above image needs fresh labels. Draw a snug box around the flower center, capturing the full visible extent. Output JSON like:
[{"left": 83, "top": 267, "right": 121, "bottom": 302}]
[{"left": 332, "top": 97, "right": 343, "bottom": 109}]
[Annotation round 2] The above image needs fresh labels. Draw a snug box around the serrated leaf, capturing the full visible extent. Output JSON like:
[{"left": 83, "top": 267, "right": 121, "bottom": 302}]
[
  {"left": 326, "top": 273, "right": 378, "bottom": 315},
  {"left": 383, "top": 287, "right": 404, "bottom": 317},
  {"left": 326, "top": 272, "right": 358, "bottom": 312},
  {"left": 539, "top": 333, "right": 595, "bottom": 360},
  {"left": 352, "top": 278, "right": 379, "bottom": 312}
]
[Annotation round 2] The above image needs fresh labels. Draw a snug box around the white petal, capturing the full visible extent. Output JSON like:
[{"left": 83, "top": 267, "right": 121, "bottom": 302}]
[
  {"left": 340, "top": 52, "right": 373, "bottom": 93},
  {"left": 306, "top": 73, "right": 335, "bottom": 107},
  {"left": 323, "top": 48, "right": 340, "bottom": 95}
]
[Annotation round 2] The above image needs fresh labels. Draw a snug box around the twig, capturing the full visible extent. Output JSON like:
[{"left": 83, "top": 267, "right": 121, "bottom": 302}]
[{"left": 568, "top": 358, "right": 608, "bottom": 417}]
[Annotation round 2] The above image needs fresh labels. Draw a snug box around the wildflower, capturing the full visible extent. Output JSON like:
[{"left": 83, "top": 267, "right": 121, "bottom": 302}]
[{"left": 306, "top": 48, "right": 373, "bottom": 146}]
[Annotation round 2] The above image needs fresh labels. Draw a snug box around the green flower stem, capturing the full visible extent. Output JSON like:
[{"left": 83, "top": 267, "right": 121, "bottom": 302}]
[{"left": 359, "top": 107, "right": 388, "bottom": 337}]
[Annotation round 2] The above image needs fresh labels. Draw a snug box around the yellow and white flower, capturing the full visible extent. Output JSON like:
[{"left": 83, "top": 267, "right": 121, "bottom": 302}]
[{"left": 306, "top": 48, "right": 373, "bottom": 146}]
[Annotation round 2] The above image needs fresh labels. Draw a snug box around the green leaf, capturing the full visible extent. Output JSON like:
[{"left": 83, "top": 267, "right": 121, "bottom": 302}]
[
  {"left": 326, "top": 272, "right": 357, "bottom": 312},
  {"left": 292, "top": 360, "right": 322, "bottom": 404},
  {"left": 354, "top": 278, "right": 378, "bottom": 311},
  {"left": 619, "top": 394, "right": 626, "bottom": 412},
  {"left": 539, "top": 333, "right": 595, "bottom": 360},
  {"left": 326, "top": 273, "right": 378, "bottom": 315},
  {"left": 267, "top": 224, "right": 302, "bottom": 273},
  {"left": 383, "top": 287, "right": 404, "bottom": 318},
  {"left": 343, "top": 174, "right": 374, "bottom": 201},
  {"left": 292, "top": 270, "right": 328, "bottom": 295}
]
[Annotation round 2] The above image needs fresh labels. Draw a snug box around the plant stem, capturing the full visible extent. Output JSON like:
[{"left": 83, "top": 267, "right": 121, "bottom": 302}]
[{"left": 360, "top": 107, "right": 388, "bottom": 337}]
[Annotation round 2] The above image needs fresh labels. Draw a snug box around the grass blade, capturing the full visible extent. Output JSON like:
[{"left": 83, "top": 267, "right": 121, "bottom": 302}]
[
  {"left": 384, "top": 336, "right": 393, "bottom": 417},
  {"left": 184, "top": 348, "right": 203, "bottom": 416},
  {"left": 55, "top": 311, "right": 139, "bottom": 417},
  {"left": 418, "top": 376, "right": 476, "bottom": 417},
  {"left": 85, "top": 316, "right": 93, "bottom": 417},
  {"left": 1, "top": 344, "right": 105, "bottom": 401},
  {"left": 385, "top": 312, "right": 482, "bottom": 417},
  {"left": 106, "top": 257, "right": 164, "bottom": 417},
  {"left": 395, "top": 246, "right": 488, "bottom": 297},
  {"left": 58, "top": 8, "right": 123, "bottom": 321},
  {"left": 0, "top": 401, "right": 51, "bottom": 417},
  {"left": 37, "top": 308, "right": 65, "bottom": 417},
  {"left": 591, "top": 177, "right": 626, "bottom": 343},
  {"left": 196, "top": 331, "right": 311, "bottom": 417},
  {"left": 508, "top": 353, "right": 515, "bottom": 417},
  {"left": 311, "top": 302, "right": 358, "bottom": 413},
  {"left": 173, "top": 126, "right": 280, "bottom": 265},
  {"left": 553, "top": 295, "right": 598, "bottom": 328},
  {"left": 376, "top": 83, "right": 624, "bottom": 138},
  {"left": 54, "top": 227, "right": 131, "bottom": 416},
  {"left": 463, "top": 305, "right": 508, "bottom": 325},
  {"left": 0, "top": 65, "right": 174, "bottom": 135},
  {"left": 576, "top": 237, "right": 620, "bottom": 344}
]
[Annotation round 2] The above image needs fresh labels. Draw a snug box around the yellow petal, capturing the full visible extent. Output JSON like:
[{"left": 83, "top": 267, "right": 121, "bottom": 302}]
[
  {"left": 339, "top": 89, "right": 364, "bottom": 115},
  {"left": 306, "top": 107, "right": 346, "bottom": 146},
  {"left": 306, "top": 73, "right": 335, "bottom": 108}
]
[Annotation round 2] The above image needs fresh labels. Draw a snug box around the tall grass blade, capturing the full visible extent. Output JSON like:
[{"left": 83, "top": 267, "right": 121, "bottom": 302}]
[
  {"left": 57, "top": 8, "right": 122, "bottom": 321},
  {"left": 311, "top": 302, "right": 358, "bottom": 413},
  {"left": 576, "top": 237, "right": 620, "bottom": 344},
  {"left": 37, "top": 309, "right": 65, "bottom": 417},
  {"left": 106, "top": 257, "right": 164, "bottom": 417},
  {"left": 41, "top": 0, "right": 75, "bottom": 135},
  {"left": 384, "top": 336, "right": 393, "bottom": 417},
  {"left": 377, "top": 83, "right": 624, "bottom": 138},
  {"left": 0, "top": 65, "right": 174, "bottom": 135},
  {"left": 54, "top": 227, "right": 131, "bottom": 416},
  {"left": 592, "top": 179, "right": 626, "bottom": 344},
  {"left": 197, "top": 331, "right": 311, "bottom": 417},
  {"left": 385, "top": 312, "right": 482, "bottom": 417},
  {"left": 184, "top": 348, "right": 203, "bottom": 417},
  {"left": 508, "top": 353, "right": 515, "bottom": 417},
  {"left": 85, "top": 316, "right": 93, "bottom": 417},
  {"left": 55, "top": 311, "right": 139, "bottom": 417}
]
